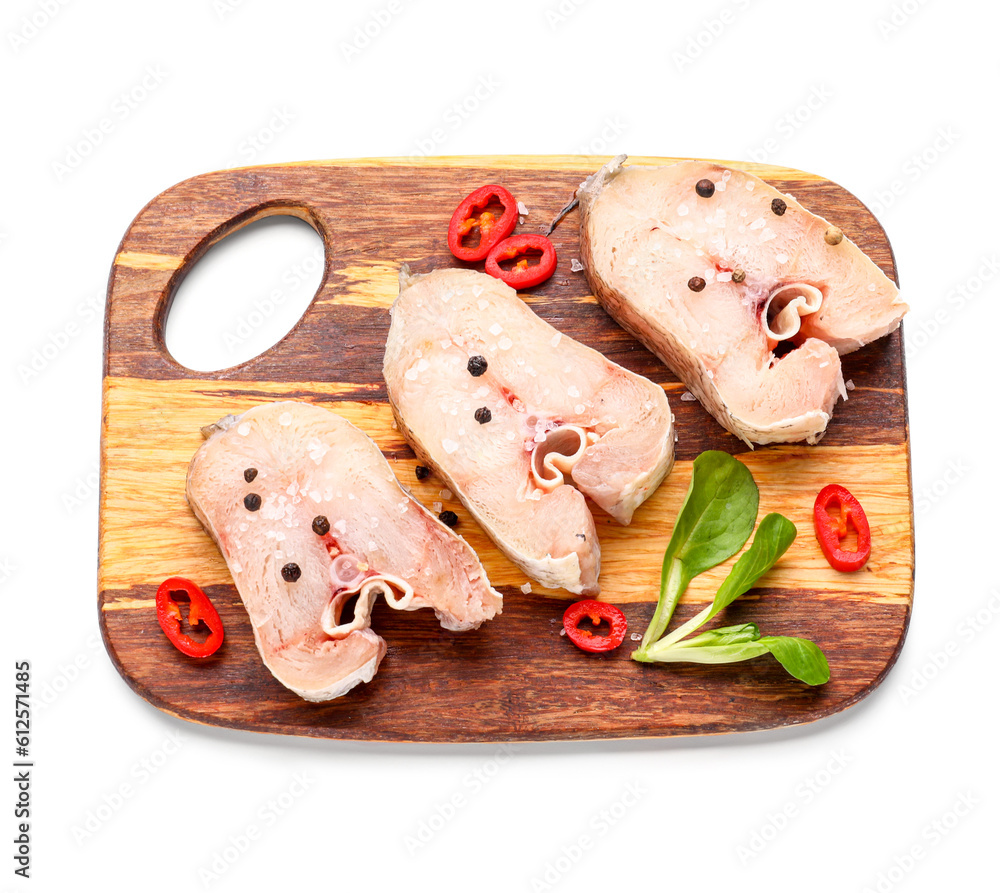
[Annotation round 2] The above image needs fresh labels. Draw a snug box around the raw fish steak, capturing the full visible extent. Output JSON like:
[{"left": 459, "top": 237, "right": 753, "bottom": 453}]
[
  {"left": 578, "top": 156, "right": 908, "bottom": 445},
  {"left": 383, "top": 266, "right": 674, "bottom": 595},
  {"left": 186, "top": 401, "right": 501, "bottom": 701}
]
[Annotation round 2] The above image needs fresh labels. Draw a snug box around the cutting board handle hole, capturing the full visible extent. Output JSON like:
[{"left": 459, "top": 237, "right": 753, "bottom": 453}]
[{"left": 163, "top": 213, "right": 325, "bottom": 371}]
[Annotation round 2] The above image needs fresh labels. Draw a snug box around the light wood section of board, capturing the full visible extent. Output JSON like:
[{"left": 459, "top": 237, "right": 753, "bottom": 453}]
[
  {"left": 100, "top": 376, "right": 913, "bottom": 606},
  {"left": 237, "top": 155, "right": 826, "bottom": 182}
]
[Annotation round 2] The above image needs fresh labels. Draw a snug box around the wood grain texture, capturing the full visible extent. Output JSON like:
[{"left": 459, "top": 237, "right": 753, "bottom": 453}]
[{"left": 99, "top": 155, "right": 913, "bottom": 742}]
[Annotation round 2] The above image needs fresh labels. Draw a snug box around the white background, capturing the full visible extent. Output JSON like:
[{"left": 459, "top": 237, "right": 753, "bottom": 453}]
[{"left": 2, "top": 0, "right": 996, "bottom": 891}]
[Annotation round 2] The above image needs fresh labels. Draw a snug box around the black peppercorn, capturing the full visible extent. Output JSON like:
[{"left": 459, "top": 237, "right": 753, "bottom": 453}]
[
  {"left": 771, "top": 197, "right": 787, "bottom": 216},
  {"left": 439, "top": 510, "right": 458, "bottom": 527},
  {"left": 312, "top": 515, "right": 330, "bottom": 536},
  {"left": 244, "top": 493, "right": 261, "bottom": 511},
  {"left": 467, "top": 355, "right": 488, "bottom": 377},
  {"left": 244, "top": 467, "right": 258, "bottom": 483},
  {"left": 474, "top": 407, "right": 492, "bottom": 424},
  {"left": 281, "top": 563, "right": 301, "bottom": 582},
  {"left": 695, "top": 178, "right": 715, "bottom": 198},
  {"left": 415, "top": 465, "right": 431, "bottom": 480},
  {"left": 688, "top": 276, "right": 706, "bottom": 292}
]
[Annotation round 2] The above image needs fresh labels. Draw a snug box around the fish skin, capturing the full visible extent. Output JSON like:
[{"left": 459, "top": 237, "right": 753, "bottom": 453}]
[
  {"left": 384, "top": 266, "right": 674, "bottom": 595},
  {"left": 186, "top": 400, "right": 501, "bottom": 701},
  {"left": 578, "top": 156, "right": 908, "bottom": 446}
]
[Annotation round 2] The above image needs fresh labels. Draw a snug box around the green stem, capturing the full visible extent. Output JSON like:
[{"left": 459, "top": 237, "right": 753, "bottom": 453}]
[
  {"left": 656, "top": 605, "right": 713, "bottom": 650},
  {"left": 638, "top": 557, "right": 690, "bottom": 653}
]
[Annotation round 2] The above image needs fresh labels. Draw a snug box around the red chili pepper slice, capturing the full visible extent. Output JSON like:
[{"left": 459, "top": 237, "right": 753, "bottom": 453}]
[
  {"left": 485, "top": 233, "right": 558, "bottom": 290},
  {"left": 813, "top": 484, "right": 872, "bottom": 572},
  {"left": 563, "top": 600, "right": 628, "bottom": 653},
  {"left": 447, "top": 184, "right": 518, "bottom": 263},
  {"left": 155, "top": 577, "right": 224, "bottom": 658}
]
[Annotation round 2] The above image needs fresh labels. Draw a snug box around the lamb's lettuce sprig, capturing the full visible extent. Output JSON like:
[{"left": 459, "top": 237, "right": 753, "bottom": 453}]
[{"left": 632, "top": 451, "right": 830, "bottom": 686}]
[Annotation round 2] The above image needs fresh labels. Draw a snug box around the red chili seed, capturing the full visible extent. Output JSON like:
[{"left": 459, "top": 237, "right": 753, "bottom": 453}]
[{"left": 688, "top": 276, "right": 706, "bottom": 292}]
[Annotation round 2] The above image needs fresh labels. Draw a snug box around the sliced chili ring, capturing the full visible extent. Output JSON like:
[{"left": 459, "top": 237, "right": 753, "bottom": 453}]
[
  {"left": 447, "top": 184, "right": 518, "bottom": 262},
  {"left": 155, "top": 577, "right": 225, "bottom": 658},
  {"left": 563, "top": 599, "right": 628, "bottom": 653},
  {"left": 485, "top": 233, "right": 558, "bottom": 290},
  {"left": 813, "top": 484, "right": 872, "bottom": 572}
]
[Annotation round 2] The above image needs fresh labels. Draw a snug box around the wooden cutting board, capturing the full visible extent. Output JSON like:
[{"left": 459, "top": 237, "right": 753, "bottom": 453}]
[{"left": 99, "top": 155, "right": 913, "bottom": 742}]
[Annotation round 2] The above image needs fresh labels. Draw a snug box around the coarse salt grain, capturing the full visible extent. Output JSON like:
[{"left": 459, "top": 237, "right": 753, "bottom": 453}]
[
  {"left": 760, "top": 228, "right": 776, "bottom": 243},
  {"left": 551, "top": 332, "right": 562, "bottom": 347},
  {"left": 677, "top": 204, "right": 689, "bottom": 216},
  {"left": 334, "top": 520, "right": 347, "bottom": 533},
  {"left": 442, "top": 438, "right": 459, "bottom": 454},
  {"left": 489, "top": 322, "right": 503, "bottom": 336},
  {"left": 570, "top": 258, "right": 584, "bottom": 272},
  {"left": 405, "top": 368, "right": 419, "bottom": 380},
  {"left": 568, "top": 385, "right": 581, "bottom": 398},
  {"left": 575, "top": 404, "right": 586, "bottom": 414},
  {"left": 472, "top": 285, "right": 484, "bottom": 298},
  {"left": 749, "top": 217, "right": 766, "bottom": 231},
  {"left": 498, "top": 336, "right": 513, "bottom": 350},
  {"left": 440, "top": 489, "right": 452, "bottom": 500},
  {"left": 478, "top": 298, "right": 489, "bottom": 310},
  {"left": 517, "top": 201, "right": 529, "bottom": 216},
  {"left": 520, "top": 582, "right": 532, "bottom": 594},
  {"left": 238, "top": 422, "right": 251, "bottom": 436},
  {"left": 279, "top": 412, "right": 292, "bottom": 426},
  {"left": 681, "top": 392, "right": 697, "bottom": 402},
  {"left": 846, "top": 379, "right": 855, "bottom": 390},
  {"left": 432, "top": 501, "right": 442, "bottom": 513}
]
